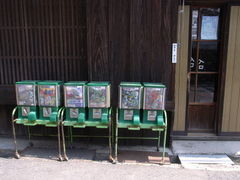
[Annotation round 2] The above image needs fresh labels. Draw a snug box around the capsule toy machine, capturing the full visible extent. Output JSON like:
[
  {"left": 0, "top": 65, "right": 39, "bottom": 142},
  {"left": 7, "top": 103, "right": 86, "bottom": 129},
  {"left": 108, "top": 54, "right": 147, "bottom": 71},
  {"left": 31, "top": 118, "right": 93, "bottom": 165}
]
[
  {"left": 63, "top": 81, "right": 87, "bottom": 126},
  {"left": 15, "top": 81, "right": 38, "bottom": 124},
  {"left": 12, "top": 81, "right": 63, "bottom": 160},
  {"left": 114, "top": 82, "right": 168, "bottom": 163},
  {"left": 142, "top": 83, "right": 166, "bottom": 126},
  {"left": 38, "top": 81, "right": 63, "bottom": 126},
  {"left": 87, "top": 82, "right": 111, "bottom": 126},
  {"left": 61, "top": 82, "right": 112, "bottom": 161},
  {"left": 118, "top": 82, "right": 142, "bottom": 126}
]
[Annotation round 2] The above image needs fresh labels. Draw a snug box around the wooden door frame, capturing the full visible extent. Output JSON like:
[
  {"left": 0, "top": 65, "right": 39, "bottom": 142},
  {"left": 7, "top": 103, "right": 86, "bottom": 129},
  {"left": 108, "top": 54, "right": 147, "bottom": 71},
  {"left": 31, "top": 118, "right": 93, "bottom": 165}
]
[
  {"left": 217, "top": 3, "right": 240, "bottom": 136},
  {"left": 184, "top": 3, "right": 229, "bottom": 134}
]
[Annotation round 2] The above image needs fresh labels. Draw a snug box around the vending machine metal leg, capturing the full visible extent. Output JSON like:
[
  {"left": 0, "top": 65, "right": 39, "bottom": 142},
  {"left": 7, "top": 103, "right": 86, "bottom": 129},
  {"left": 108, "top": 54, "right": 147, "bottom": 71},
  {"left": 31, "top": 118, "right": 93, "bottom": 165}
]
[
  {"left": 27, "top": 126, "right": 34, "bottom": 147},
  {"left": 113, "top": 109, "right": 119, "bottom": 163},
  {"left": 57, "top": 108, "right": 63, "bottom": 161},
  {"left": 108, "top": 108, "right": 114, "bottom": 162},
  {"left": 162, "top": 110, "right": 168, "bottom": 163},
  {"left": 12, "top": 107, "right": 20, "bottom": 159},
  {"left": 60, "top": 109, "right": 68, "bottom": 161},
  {"left": 114, "top": 125, "right": 118, "bottom": 163},
  {"left": 157, "top": 130, "right": 161, "bottom": 152}
]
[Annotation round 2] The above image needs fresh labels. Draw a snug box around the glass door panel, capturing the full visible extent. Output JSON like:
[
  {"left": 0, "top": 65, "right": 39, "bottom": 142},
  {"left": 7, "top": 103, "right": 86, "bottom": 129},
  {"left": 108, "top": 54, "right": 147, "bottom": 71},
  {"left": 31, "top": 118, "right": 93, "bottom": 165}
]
[{"left": 187, "top": 7, "right": 221, "bottom": 132}]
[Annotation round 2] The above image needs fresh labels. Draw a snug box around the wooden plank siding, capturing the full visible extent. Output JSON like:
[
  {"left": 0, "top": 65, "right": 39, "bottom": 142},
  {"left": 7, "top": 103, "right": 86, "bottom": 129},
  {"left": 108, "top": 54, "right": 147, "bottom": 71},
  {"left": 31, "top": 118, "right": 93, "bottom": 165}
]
[
  {"left": 0, "top": 0, "right": 178, "bottom": 135},
  {"left": 222, "top": 6, "right": 240, "bottom": 132},
  {"left": 173, "top": 6, "right": 190, "bottom": 132},
  {"left": 109, "top": 0, "right": 178, "bottom": 107},
  {"left": 87, "top": 0, "right": 110, "bottom": 81},
  {"left": 0, "top": 0, "right": 87, "bottom": 105}
]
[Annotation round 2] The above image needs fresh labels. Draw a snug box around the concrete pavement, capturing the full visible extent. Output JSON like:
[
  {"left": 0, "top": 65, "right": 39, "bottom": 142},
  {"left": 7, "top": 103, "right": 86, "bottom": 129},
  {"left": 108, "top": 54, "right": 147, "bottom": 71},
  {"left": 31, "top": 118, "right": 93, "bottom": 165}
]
[
  {"left": 1, "top": 137, "right": 240, "bottom": 180},
  {"left": 0, "top": 154, "right": 240, "bottom": 180},
  {"left": 172, "top": 140, "right": 240, "bottom": 156}
]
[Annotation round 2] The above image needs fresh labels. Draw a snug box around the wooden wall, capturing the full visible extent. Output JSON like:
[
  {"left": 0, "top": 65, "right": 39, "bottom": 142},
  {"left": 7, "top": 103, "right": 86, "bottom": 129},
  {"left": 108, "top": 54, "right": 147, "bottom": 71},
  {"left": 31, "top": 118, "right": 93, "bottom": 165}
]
[
  {"left": 173, "top": 6, "right": 190, "bottom": 132},
  {"left": 88, "top": 0, "right": 178, "bottom": 106},
  {"left": 0, "top": 0, "right": 88, "bottom": 105},
  {"left": 0, "top": 0, "right": 178, "bottom": 135},
  {"left": 221, "top": 6, "right": 240, "bottom": 133}
]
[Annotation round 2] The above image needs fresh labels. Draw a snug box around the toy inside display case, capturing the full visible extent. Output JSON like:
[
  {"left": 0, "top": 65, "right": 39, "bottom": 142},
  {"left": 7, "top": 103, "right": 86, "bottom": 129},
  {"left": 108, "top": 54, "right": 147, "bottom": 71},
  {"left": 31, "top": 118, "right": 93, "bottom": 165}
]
[
  {"left": 114, "top": 82, "right": 168, "bottom": 163},
  {"left": 38, "top": 81, "right": 62, "bottom": 124},
  {"left": 142, "top": 83, "right": 166, "bottom": 125},
  {"left": 64, "top": 82, "right": 87, "bottom": 124},
  {"left": 87, "top": 82, "right": 110, "bottom": 123},
  {"left": 61, "top": 82, "right": 112, "bottom": 161},
  {"left": 12, "top": 81, "right": 63, "bottom": 161},
  {"left": 118, "top": 82, "right": 142, "bottom": 125},
  {"left": 15, "top": 81, "right": 38, "bottom": 123}
]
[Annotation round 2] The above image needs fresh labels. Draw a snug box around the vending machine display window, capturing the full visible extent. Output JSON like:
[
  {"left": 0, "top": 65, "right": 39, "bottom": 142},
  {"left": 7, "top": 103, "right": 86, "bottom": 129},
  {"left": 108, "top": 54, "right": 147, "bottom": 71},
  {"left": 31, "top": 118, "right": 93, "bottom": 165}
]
[
  {"left": 143, "top": 88, "right": 166, "bottom": 110},
  {"left": 65, "top": 86, "right": 85, "bottom": 108},
  {"left": 120, "top": 87, "right": 141, "bottom": 109},
  {"left": 38, "top": 85, "right": 60, "bottom": 107},
  {"left": 88, "top": 86, "right": 109, "bottom": 108},
  {"left": 118, "top": 82, "right": 142, "bottom": 124},
  {"left": 16, "top": 84, "right": 36, "bottom": 106}
]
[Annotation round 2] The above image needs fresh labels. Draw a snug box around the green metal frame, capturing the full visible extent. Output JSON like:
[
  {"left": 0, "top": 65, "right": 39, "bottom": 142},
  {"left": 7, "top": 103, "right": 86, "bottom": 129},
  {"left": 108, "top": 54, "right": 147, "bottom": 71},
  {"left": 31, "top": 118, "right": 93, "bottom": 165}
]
[
  {"left": 114, "top": 109, "right": 168, "bottom": 164},
  {"left": 11, "top": 106, "right": 64, "bottom": 161},
  {"left": 60, "top": 107, "right": 113, "bottom": 162}
]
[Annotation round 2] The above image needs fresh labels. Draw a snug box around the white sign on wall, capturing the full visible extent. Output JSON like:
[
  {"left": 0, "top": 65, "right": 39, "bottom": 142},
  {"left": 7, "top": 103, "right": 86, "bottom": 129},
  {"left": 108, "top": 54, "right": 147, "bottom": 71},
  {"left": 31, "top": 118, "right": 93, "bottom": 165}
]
[{"left": 172, "top": 43, "right": 178, "bottom": 63}]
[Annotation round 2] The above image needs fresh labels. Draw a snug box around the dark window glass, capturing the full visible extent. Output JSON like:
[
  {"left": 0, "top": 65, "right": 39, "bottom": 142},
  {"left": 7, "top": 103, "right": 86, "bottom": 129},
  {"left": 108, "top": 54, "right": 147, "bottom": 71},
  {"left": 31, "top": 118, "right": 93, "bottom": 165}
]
[
  {"left": 195, "top": 74, "right": 217, "bottom": 103},
  {"left": 189, "top": 74, "right": 196, "bottom": 103},
  {"left": 198, "top": 41, "right": 219, "bottom": 72}
]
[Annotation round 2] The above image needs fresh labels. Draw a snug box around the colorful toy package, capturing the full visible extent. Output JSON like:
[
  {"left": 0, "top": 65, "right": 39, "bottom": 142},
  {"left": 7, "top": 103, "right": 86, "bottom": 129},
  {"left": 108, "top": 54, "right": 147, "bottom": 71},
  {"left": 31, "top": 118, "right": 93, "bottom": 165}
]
[
  {"left": 65, "top": 86, "right": 84, "bottom": 107},
  {"left": 144, "top": 88, "right": 166, "bottom": 110},
  {"left": 38, "top": 85, "right": 58, "bottom": 106},
  {"left": 88, "top": 86, "right": 107, "bottom": 108},
  {"left": 121, "top": 87, "right": 141, "bottom": 109},
  {"left": 16, "top": 84, "right": 36, "bottom": 106}
]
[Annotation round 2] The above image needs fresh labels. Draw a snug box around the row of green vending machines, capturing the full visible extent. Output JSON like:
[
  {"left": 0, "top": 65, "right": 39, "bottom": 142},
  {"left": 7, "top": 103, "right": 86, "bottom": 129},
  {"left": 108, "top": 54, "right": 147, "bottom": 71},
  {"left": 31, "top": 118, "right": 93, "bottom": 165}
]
[{"left": 12, "top": 81, "right": 167, "bottom": 163}]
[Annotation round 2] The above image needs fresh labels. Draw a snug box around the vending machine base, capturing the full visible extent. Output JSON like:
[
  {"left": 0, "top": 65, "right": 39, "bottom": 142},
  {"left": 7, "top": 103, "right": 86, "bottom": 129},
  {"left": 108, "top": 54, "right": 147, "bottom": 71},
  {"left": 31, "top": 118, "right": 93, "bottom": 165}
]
[
  {"left": 60, "top": 108, "right": 113, "bottom": 162},
  {"left": 114, "top": 109, "right": 168, "bottom": 164},
  {"left": 11, "top": 107, "right": 64, "bottom": 161}
]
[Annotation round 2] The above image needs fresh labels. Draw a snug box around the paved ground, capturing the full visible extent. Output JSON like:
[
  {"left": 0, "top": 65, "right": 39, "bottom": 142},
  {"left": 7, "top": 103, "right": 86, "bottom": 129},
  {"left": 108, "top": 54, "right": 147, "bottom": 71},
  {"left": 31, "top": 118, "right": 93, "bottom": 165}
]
[
  {"left": 0, "top": 154, "right": 240, "bottom": 180},
  {"left": 0, "top": 146, "right": 240, "bottom": 180},
  {"left": 1, "top": 137, "right": 240, "bottom": 180}
]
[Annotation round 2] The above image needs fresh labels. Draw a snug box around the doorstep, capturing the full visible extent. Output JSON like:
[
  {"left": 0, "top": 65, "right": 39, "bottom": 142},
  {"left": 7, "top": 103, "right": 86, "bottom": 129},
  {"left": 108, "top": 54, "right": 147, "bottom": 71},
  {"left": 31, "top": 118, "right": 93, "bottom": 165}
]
[{"left": 172, "top": 140, "right": 240, "bottom": 156}]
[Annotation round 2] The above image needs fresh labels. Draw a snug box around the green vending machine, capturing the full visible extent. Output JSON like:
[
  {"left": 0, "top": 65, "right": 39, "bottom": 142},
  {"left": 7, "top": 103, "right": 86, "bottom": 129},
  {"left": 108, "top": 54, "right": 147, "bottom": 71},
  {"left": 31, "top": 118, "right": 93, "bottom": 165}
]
[
  {"left": 61, "top": 81, "right": 112, "bottom": 161},
  {"left": 114, "top": 82, "right": 168, "bottom": 164},
  {"left": 87, "top": 82, "right": 111, "bottom": 127},
  {"left": 63, "top": 81, "right": 87, "bottom": 126},
  {"left": 142, "top": 83, "right": 166, "bottom": 127},
  {"left": 118, "top": 82, "right": 142, "bottom": 127},
  {"left": 12, "top": 81, "right": 63, "bottom": 160},
  {"left": 38, "top": 81, "right": 62, "bottom": 126},
  {"left": 15, "top": 81, "right": 38, "bottom": 124}
]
